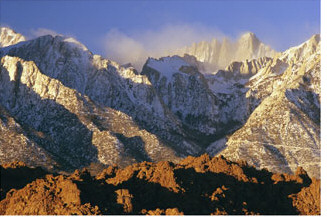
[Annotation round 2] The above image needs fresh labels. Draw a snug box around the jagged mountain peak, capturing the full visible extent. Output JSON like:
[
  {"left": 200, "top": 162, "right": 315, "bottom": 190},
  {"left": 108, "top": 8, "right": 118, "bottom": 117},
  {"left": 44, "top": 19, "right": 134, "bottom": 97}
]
[
  {"left": 296, "top": 33, "right": 320, "bottom": 48},
  {"left": 0, "top": 27, "right": 17, "bottom": 35},
  {"left": 0, "top": 30, "right": 205, "bottom": 170},
  {"left": 0, "top": 27, "right": 90, "bottom": 55},
  {"left": 280, "top": 33, "right": 320, "bottom": 63},
  {"left": 0, "top": 27, "right": 26, "bottom": 48},
  {"left": 31, "top": 34, "right": 89, "bottom": 53},
  {"left": 0, "top": 34, "right": 95, "bottom": 92},
  {"left": 0, "top": 25, "right": 321, "bottom": 182},
  {"left": 218, "top": 33, "right": 321, "bottom": 178},
  {"left": 222, "top": 33, "right": 320, "bottom": 80},
  {"left": 0, "top": 33, "right": 92, "bottom": 58},
  {"left": 308, "top": 33, "right": 320, "bottom": 43},
  {"left": 238, "top": 32, "right": 258, "bottom": 41},
  {"left": 289, "top": 34, "right": 320, "bottom": 51},
  {"left": 173, "top": 32, "right": 276, "bottom": 73},
  {"left": 9, "top": 32, "right": 90, "bottom": 51},
  {"left": 237, "top": 32, "right": 260, "bottom": 49}
]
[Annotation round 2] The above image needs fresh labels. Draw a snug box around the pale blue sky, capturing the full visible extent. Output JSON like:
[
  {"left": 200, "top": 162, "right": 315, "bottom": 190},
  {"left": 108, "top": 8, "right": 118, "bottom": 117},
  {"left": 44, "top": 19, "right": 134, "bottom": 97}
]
[{"left": 0, "top": 0, "right": 320, "bottom": 56}]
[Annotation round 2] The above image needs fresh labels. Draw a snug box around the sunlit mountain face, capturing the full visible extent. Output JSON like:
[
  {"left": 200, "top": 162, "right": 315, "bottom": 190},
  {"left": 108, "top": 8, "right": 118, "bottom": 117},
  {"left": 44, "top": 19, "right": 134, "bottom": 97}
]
[
  {"left": 0, "top": 27, "right": 320, "bottom": 178},
  {"left": 0, "top": 24, "right": 321, "bottom": 215}
]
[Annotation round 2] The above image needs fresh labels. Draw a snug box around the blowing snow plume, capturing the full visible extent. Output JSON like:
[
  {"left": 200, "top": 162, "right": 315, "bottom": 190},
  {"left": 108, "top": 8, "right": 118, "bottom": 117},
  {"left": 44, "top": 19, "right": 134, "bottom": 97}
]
[
  {"left": 102, "top": 24, "right": 277, "bottom": 73},
  {"left": 30, "top": 28, "right": 59, "bottom": 38},
  {"left": 102, "top": 24, "right": 227, "bottom": 71}
]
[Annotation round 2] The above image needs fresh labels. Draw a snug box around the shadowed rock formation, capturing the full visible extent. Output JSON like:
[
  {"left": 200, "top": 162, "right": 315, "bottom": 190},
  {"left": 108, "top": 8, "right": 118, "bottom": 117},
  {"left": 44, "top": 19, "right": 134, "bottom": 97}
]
[
  {"left": 0, "top": 155, "right": 320, "bottom": 215},
  {"left": 0, "top": 161, "right": 48, "bottom": 200}
]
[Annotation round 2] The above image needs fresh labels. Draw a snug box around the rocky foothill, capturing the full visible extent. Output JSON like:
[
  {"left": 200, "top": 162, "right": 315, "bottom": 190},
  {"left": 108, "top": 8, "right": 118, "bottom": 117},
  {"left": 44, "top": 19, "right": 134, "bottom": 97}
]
[{"left": 0, "top": 154, "right": 320, "bottom": 215}]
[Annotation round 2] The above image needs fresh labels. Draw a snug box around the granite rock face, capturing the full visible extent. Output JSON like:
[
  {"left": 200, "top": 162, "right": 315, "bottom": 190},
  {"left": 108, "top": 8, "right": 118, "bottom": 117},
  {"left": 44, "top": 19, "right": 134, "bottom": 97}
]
[
  {"left": 0, "top": 28, "right": 320, "bottom": 179},
  {"left": 174, "top": 32, "right": 277, "bottom": 73},
  {"left": 0, "top": 35, "right": 200, "bottom": 172},
  {"left": 219, "top": 35, "right": 321, "bottom": 178},
  {"left": 142, "top": 56, "right": 220, "bottom": 136},
  {"left": 218, "top": 56, "right": 273, "bottom": 78},
  {"left": 141, "top": 55, "right": 250, "bottom": 147},
  {"left": 0, "top": 27, "right": 26, "bottom": 48}
]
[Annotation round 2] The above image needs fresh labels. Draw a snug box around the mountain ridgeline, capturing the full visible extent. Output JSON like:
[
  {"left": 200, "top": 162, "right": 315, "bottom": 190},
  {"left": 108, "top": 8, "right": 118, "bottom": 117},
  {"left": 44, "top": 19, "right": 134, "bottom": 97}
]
[
  {"left": 0, "top": 27, "right": 321, "bottom": 180},
  {"left": 174, "top": 32, "right": 277, "bottom": 73}
]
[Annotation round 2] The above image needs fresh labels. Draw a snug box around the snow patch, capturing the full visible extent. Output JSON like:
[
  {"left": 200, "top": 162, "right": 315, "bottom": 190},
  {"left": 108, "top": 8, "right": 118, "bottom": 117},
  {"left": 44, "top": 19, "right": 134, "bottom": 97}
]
[
  {"left": 147, "top": 56, "right": 190, "bottom": 82},
  {"left": 63, "top": 37, "right": 89, "bottom": 52}
]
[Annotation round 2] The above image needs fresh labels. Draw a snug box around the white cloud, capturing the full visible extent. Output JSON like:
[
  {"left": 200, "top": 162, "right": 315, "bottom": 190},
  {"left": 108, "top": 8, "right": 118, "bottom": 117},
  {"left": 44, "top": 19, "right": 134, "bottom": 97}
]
[
  {"left": 103, "top": 29, "right": 147, "bottom": 70},
  {"left": 29, "top": 28, "right": 59, "bottom": 38},
  {"left": 102, "top": 23, "right": 227, "bottom": 71}
]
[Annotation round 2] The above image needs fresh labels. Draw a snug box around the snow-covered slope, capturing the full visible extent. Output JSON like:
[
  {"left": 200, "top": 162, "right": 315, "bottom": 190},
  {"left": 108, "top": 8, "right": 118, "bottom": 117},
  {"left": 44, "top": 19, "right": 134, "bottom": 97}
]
[
  {"left": 0, "top": 27, "right": 26, "bottom": 48},
  {"left": 0, "top": 28, "right": 320, "bottom": 178},
  {"left": 142, "top": 56, "right": 219, "bottom": 136},
  {"left": 141, "top": 55, "right": 250, "bottom": 146},
  {"left": 0, "top": 104, "right": 58, "bottom": 170},
  {"left": 218, "top": 34, "right": 321, "bottom": 178},
  {"left": 0, "top": 31, "right": 203, "bottom": 171},
  {"left": 0, "top": 53, "right": 194, "bottom": 171}
]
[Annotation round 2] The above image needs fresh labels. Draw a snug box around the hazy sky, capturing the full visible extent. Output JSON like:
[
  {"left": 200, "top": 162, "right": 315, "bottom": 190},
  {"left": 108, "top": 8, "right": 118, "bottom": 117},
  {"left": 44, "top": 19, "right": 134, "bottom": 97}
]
[{"left": 0, "top": 0, "right": 320, "bottom": 65}]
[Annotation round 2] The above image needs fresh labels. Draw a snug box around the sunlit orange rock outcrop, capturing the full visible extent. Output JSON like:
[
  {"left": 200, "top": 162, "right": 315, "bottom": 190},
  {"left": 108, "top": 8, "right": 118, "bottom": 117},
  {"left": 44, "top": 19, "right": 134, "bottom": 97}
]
[{"left": 0, "top": 155, "right": 320, "bottom": 215}]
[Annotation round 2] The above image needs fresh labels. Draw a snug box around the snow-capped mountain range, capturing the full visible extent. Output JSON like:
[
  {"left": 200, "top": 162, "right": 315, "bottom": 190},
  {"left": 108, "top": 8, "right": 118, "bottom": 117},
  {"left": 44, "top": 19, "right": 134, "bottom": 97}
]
[
  {"left": 0, "top": 27, "right": 320, "bottom": 178},
  {"left": 173, "top": 32, "right": 277, "bottom": 73}
]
